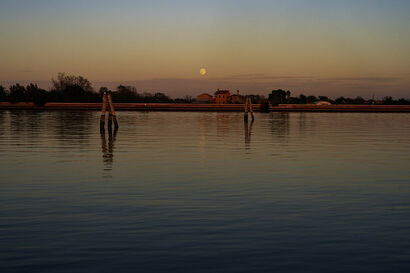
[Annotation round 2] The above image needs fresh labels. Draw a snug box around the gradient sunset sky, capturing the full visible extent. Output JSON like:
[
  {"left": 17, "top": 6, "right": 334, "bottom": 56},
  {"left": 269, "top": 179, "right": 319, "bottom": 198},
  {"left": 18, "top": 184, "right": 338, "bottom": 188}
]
[{"left": 1, "top": 0, "right": 409, "bottom": 98}]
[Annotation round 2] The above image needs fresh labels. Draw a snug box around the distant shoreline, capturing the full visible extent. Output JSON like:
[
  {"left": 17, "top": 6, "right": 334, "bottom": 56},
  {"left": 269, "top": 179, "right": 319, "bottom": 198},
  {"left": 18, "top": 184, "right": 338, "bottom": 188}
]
[{"left": 1, "top": 102, "right": 410, "bottom": 112}]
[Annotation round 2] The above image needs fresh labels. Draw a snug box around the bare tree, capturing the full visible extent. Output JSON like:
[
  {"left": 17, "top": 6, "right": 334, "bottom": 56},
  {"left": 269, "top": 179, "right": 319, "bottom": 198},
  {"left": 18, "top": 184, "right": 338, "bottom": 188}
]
[{"left": 51, "top": 72, "right": 93, "bottom": 92}]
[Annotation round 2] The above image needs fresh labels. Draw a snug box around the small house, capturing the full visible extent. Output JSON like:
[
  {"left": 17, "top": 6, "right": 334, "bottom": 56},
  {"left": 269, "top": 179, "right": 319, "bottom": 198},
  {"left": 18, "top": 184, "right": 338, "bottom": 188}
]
[
  {"left": 229, "top": 90, "right": 245, "bottom": 104},
  {"left": 197, "top": 93, "right": 214, "bottom": 103},
  {"left": 214, "top": 89, "right": 230, "bottom": 104}
]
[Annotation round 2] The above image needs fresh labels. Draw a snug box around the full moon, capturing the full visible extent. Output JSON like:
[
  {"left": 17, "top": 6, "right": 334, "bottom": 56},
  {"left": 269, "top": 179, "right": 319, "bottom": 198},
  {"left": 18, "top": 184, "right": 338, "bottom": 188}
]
[{"left": 199, "top": 68, "right": 207, "bottom": 75}]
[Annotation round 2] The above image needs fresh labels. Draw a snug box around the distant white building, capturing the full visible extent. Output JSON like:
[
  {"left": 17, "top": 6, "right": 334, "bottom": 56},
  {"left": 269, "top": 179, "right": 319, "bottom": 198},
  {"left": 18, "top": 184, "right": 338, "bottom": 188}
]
[{"left": 315, "top": 101, "right": 332, "bottom": 106}]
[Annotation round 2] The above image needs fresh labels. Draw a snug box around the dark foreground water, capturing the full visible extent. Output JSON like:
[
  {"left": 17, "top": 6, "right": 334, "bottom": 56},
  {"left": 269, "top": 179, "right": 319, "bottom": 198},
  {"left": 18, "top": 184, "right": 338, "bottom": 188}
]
[{"left": 0, "top": 110, "right": 409, "bottom": 273}]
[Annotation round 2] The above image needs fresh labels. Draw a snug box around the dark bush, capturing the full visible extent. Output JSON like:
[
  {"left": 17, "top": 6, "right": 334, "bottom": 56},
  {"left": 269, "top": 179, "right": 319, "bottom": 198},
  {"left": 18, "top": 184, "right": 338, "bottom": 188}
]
[
  {"left": 0, "top": 86, "right": 7, "bottom": 102},
  {"left": 33, "top": 90, "right": 47, "bottom": 106},
  {"left": 9, "top": 84, "right": 26, "bottom": 103}
]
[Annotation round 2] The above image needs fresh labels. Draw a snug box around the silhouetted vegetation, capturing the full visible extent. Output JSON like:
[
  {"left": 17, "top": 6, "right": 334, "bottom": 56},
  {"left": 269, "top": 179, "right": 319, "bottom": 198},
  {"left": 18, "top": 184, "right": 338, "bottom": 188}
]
[
  {"left": 269, "top": 89, "right": 289, "bottom": 105},
  {"left": 4, "top": 83, "right": 48, "bottom": 106},
  {"left": 52, "top": 72, "right": 93, "bottom": 93},
  {"left": 1, "top": 74, "right": 409, "bottom": 105},
  {"left": 50, "top": 73, "right": 99, "bottom": 102},
  {"left": 174, "top": 95, "right": 194, "bottom": 103},
  {"left": 8, "top": 84, "right": 26, "bottom": 104},
  {"left": 27, "top": 84, "right": 47, "bottom": 106},
  {"left": 0, "top": 73, "right": 176, "bottom": 104},
  {"left": 269, "top": 89, "right": 410, "bottom": 105},
  {"left": 106, "top": 85, "right": 174, "bottom": 103},
  {"left": 0, "top": 86, "right": 7, "bottom": 102},
  {"left": 248, "top": 95, "right": 265, "bottom": 104},
  {"left": 110, "top": 85, "right": 138, "bottom": 102}
]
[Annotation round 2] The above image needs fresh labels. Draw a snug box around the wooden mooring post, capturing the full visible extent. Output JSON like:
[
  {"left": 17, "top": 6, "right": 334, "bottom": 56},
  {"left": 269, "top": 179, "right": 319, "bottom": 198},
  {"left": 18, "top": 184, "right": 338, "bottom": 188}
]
[
  {"left": 100, "top": 91, "right": 119, "bottom": 131},
  {"left": 244, "top": 96, "right": 254, "bottom": 121}
]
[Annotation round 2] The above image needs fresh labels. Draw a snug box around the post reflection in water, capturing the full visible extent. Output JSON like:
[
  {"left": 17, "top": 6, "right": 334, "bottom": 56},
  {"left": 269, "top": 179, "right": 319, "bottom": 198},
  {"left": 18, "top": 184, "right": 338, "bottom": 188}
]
[
  {"left": 244, "top": 119, "right": 254, "bottom": 148},
  {"left": 100, "top": 128, "right": 117, "bottom": 171}
]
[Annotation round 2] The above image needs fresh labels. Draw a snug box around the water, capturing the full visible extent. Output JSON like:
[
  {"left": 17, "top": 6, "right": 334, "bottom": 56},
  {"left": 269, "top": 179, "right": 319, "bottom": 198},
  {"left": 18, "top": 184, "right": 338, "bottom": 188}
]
[{"left": 1, "top": 110, "right": 409, "bottom": 272}]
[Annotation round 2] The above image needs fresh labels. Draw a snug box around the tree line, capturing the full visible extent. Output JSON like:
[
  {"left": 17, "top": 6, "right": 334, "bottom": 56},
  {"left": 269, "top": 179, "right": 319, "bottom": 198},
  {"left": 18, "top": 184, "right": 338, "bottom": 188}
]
[
  {"left": 0, "top": 73, "right": 193, "bottom": 106},
  {"left": 269, "top": 89, "right": 410, "bottom": 105},
  {"left": 0, "top": 74, "right": 408, "bottom": 105}
]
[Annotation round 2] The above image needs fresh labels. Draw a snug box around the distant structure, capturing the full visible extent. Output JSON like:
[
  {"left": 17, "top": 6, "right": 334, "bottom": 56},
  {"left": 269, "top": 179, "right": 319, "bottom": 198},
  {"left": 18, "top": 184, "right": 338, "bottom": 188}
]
[
  {"left": 197, "top": 89, "right": 252, "bottom": 105},
  {"left": 214, "top": 89, "right": 230, "bottom": 104},
  {"left": 315, "top": 101, "right": 332, "bottom": 106},
  {"left": 229, "top": 90, "right": 245, "bottom": 104},
  {"left": 197, "top": 93, "right": 214, "bottom": 103}
]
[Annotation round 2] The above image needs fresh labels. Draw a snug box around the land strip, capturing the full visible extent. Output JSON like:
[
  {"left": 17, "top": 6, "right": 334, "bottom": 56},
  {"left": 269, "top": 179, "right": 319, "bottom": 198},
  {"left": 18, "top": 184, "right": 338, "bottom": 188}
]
[{"left": 1, "top": 102, "right": 410, "bottom": 112}]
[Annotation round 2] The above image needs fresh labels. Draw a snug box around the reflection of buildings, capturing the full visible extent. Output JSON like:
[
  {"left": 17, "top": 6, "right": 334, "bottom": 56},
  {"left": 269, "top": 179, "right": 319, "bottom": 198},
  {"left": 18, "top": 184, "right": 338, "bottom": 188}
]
[
  {"left": 216, "top": 113, "right": 231, "bottom": 138},
  {"left": 101, "top": 128, "right": 117, "bottom": 171},
  {"left": 198, "top": 114, "right": 213, "bottom": 158}
]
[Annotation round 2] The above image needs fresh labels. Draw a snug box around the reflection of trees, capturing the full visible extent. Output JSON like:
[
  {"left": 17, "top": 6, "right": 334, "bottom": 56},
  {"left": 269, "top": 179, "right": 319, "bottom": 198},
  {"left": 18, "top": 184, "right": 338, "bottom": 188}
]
[
  {"left": 0, "top": 111, "right": 6, "bottom": 135},
  {"left": 244, "top": 119, "right": 254, "bottom": 148},
  {"left": 8, "top": 111, "right": 45, "bottom": 141},
  {"left": 298, "top": 113, "right": 307, "bottom": 136},
  {"left": 101, "top": 128, "right": 117, "bottom": 171},
  {"left": 9, "top": 111, "right": 29, "bottom": 134},
  {"left": 5, "top": 111, "right": 96, "bottom": 147},
  {"left": 270, "top": 113, "right": 290, "bottom": 140},
  {"left": 25, "top": 111, "right": 44, "bottom": 135},
  {"left": 52, "top": 111, "right": 95, "bottom": 146}
]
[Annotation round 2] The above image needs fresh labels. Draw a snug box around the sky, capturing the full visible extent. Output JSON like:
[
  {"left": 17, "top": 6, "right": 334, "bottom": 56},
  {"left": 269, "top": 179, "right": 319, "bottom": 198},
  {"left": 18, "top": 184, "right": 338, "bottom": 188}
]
[{"left": 0, "top": 0, "right": 409, "bottom": 98}]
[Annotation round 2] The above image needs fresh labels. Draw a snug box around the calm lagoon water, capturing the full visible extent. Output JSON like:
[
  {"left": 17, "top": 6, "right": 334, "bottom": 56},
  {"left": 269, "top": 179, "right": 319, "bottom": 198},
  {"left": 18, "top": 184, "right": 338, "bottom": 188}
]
[{"left": 1, "top": 110, "right": 410, "bottom": 272}]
